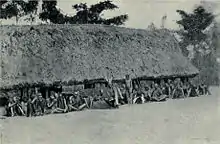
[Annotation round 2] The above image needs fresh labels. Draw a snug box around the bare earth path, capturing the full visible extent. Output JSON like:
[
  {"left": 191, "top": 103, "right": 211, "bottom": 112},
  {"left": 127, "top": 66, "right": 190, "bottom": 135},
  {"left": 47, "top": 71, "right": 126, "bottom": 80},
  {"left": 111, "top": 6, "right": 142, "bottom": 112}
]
[{"left": 0, "top": 87, "right": 220, "bottom": 144}]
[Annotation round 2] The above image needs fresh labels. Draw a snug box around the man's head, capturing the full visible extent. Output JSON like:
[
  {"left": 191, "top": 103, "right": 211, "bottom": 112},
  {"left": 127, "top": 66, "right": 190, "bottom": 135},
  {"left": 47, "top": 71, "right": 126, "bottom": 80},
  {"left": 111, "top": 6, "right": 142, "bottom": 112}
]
[
  {"left": 38, "top": 93, "right": 42, "bottom": 98},
  {"left": 50, "top": 94, "right": 55, "bottom": 99},
  {"left": 168, "top": 79, "right": 172, "bottom": 83},
  {"left": 13, "top": 96, "right": 17, "bottom": 102},
  {"left": 125, "top": 74, "right": 130, "bottom": 80},
  {"left": 121, "top": 84, "right": 126, "bottom": 89},
  {"left": 74, "top": 91, "right": 79, "bottom": 95},
  {"left": 74, "top": 91, "right": 79, "bottom": 98},
  {"left": 155, "top": 83, "right": 159, "bottom": 88},
  {"left": 100, "top": 89, "right": 104, "bottom": 95},
  {"left": 54, "top": 93, "right": 59, "bottom": 98},
  {"left": 134, "top": 84, "right": 139, "bottom": 90}
]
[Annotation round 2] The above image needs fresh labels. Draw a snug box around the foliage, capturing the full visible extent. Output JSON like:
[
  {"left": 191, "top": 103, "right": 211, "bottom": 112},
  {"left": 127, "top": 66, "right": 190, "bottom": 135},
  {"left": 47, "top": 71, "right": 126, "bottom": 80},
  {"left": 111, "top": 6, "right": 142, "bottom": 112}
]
[
  {"left": 176, "top": 5, "right": 219, "bottom": 85},
  {"left": 176, "top": 6, "right": 214, "bottom": 42},
  {"left": 0, "top": 1, "right": 19, "bottom": 19},
  {"left": 39, "top": 0, "right": 128, "bottom": 25},
  {"left": 39, "top": 0, "right": 67, "bottom": 24},
  {"left": 0, "top": 0, "right": 39, "bottom": 23}
]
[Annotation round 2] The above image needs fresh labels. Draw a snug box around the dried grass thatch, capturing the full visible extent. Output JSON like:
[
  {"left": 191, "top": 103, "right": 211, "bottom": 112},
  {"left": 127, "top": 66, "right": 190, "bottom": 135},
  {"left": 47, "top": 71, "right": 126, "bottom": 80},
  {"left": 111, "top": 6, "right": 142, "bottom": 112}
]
[{"left": 0, "top": 24, "right": 198, "bottom": 89}]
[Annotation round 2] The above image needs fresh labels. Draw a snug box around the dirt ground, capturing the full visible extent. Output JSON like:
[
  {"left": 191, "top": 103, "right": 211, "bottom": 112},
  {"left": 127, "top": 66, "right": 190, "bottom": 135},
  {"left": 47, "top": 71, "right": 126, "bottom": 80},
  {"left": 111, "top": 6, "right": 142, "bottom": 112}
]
[{"left": 0, "top": 87, "right": 219, "bottom": 144}]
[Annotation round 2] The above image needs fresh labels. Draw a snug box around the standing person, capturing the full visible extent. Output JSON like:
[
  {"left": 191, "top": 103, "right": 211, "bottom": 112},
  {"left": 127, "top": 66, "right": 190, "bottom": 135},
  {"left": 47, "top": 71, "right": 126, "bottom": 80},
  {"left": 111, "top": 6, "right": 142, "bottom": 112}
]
[
  {"left": 125, "top": 74, "right": 133, "bottom": 104},
  {"left": 148, "top": 81, "right": 156, "bottom": 101},
  {"left": 166, "top": 79, "right": 174, "bottom": 99},
  {"left": 112, "top": 83, "right": 120, "bottom": 108},
  {"left": 26, "top": 95, "right": 34, "bottom": 117},
  {"left": 119, "top": 84, "right": 127, "bottom": 104},
  {"left": 117, "top": 84, "right": 126, "bottom": 105},
  {"left": 160, "top": 79, "right": 169, "bottom": 98}
]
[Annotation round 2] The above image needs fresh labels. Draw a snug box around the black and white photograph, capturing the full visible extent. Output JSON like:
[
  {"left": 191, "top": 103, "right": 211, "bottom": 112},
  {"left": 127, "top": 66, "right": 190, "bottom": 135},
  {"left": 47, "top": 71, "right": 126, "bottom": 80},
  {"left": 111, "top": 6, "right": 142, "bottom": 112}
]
[{"left": 0, "top": 0, "right": 220, "bottom": 144}]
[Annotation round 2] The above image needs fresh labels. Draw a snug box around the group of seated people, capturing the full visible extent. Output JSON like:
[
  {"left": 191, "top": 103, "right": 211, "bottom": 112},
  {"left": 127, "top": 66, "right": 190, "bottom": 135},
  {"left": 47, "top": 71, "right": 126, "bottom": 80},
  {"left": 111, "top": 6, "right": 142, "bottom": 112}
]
[
  {"left": 3, "top": 77, "right": 211, "bottom": 117},
  {"left": 4, "top": 90, "right": 92, "bottom": 117},
  {"left": 129, "top": 78, "right": 211, "bottom": 104}
]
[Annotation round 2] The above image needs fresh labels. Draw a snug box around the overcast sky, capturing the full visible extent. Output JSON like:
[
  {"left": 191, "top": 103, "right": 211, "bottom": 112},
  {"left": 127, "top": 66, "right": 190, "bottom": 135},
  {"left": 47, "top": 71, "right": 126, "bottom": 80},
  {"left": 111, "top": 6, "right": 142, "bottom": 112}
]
[{"left": 1, "top": 0, "right": 220, "bottom": 29}]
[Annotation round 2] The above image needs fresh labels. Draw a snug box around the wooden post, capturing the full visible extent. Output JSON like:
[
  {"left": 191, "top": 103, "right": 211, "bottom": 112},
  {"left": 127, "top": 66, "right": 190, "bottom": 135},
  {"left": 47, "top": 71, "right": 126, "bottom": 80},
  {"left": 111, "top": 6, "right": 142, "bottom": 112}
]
[
  {"left": 34, "top": 87, "right": 38, "bottom": 94},
  {"left": 22, "top": 87, "right": 27, "bottom": 101},
  {"left": 26, "top": 87, "right": 29, "bottom": 100},
  {"left": 45, "top": 87, "right": 49, "bottom": 99},
  {"left": 20, "top": 88, "right": 23, "bottom": 100}
]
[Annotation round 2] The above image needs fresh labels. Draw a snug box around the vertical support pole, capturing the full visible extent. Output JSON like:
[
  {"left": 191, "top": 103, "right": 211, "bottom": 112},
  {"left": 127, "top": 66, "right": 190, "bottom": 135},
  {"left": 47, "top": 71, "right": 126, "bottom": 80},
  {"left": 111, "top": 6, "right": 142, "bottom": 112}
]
[
  {"left": 23, "top": 87, "right": 27, "bottom": 101},
  {"left": 45, "top": 87, "right": 49, "bottom": 99},
  {"left": 25, "top": 87, "right": 29, "bottom": 99},
  {"left": 35, "top": 87, "right": 38, "bottom": 94},
  {"left": 20, "top": 88, "right": 23, "bottom": 101}
]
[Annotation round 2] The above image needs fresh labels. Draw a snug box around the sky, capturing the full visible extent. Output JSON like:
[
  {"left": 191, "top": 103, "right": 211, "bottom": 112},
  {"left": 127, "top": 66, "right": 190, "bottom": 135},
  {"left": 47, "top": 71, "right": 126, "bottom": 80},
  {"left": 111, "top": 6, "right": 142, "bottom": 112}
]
[{"left": 1, "top": 0, "right": 220, "bottom": 29}]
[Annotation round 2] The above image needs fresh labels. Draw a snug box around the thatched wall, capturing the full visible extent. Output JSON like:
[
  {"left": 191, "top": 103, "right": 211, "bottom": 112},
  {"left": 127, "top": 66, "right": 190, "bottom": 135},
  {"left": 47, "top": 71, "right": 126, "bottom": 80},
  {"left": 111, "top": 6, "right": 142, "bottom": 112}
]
[{"left": 0, "top": 24, "right": 198, "bottom": 89}]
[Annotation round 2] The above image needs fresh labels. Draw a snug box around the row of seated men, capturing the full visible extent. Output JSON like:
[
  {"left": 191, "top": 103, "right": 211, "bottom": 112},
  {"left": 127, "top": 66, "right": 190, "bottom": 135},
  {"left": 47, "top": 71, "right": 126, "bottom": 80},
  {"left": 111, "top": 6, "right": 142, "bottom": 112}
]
[{"left": 4, "top": 77, "right": 210, "bottom": 117}]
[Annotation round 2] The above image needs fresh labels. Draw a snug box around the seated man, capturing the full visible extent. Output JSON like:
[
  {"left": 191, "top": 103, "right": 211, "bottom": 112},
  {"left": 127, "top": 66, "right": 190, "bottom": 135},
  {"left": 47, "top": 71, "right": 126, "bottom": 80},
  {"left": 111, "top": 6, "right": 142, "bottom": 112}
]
[
  {"left": 142, "top": 85, "right": 151, "bottom": 102},
  {"left": 198, "top": 83, "right": 211, "bottom": 95},
  {"left": 104, "top": 97, "right": 116, "bottom": 108},
  {"left": 104, "top": 86, "right": 119, "bottom": 109},
  {"left": 31, "top": 93, "right": 46, "bottom": 116},
  {"left": 67, "top": 94, "right": 79, "bottom": 112},
  {"left": 55, "top": 92, "right": 68, "bottom": 113},
  {"left": 133, "top": 86, "right": 145, "bottom": 104},
  {"left": 151, "top": 83, "right": 167, "bottom": 102},
  {"left": 182, "top": 79, "right": 192, "bottom": 98},
  {"left": 45, "top": 94, "right": 56, "bottom": 114},
  {"left": 74, "top": 91, "right": 87, "bottom": 111},
  {"left": 188, "top": 83, "right": 199, "bottom": 97},
  {"left": 6, "top": 96, "right": 25, "bottom": 117},
  {"left": 84, "top": 96, "right": 94, "bottom": 109},
  {"left": 5, "top": 97, "right": 16, "bottom": 117},
  {"left": 26, "top": 92, "right": 38, "bottom": 117},
  {"left": 46, "top": 92, "right": 68, "bottom": 114},
  {"left": 172, "top": 78, "right": 185, "bottom": 99}
]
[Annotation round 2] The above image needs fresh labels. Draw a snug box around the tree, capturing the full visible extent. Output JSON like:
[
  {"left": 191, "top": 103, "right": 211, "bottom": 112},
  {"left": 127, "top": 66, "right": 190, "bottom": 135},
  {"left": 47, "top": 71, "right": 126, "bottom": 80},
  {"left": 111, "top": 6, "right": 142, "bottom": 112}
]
[
  {"left": 39, "top": 0, "right": 128, "bottom": 26},
  {"left": 72, "top": 1, "right": 128, "bottom": 25},
  {"left": 19, "top": 0, "right": 39, "bottom": 24},
  {"left": 39, "top": 0, "right": 67, "bottom": 24},
  {"left": 0, "top": 0, "right": 39, "bottom": 24},
  {"left": 176, "top": 5, "right": 219, "bottom": 85},
  {"left": 177, "top": 6, "right": 214, "bottom": 45},
  {"left": 0, "top": 1, "right": 19, "bottom": 20}
]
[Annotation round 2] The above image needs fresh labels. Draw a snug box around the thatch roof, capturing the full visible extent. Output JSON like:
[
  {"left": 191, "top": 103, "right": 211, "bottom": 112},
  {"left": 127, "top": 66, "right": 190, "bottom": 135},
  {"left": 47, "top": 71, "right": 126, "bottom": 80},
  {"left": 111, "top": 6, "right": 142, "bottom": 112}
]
[{"left": 0, "top": 24, "right": 199, "bottom": 89}]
